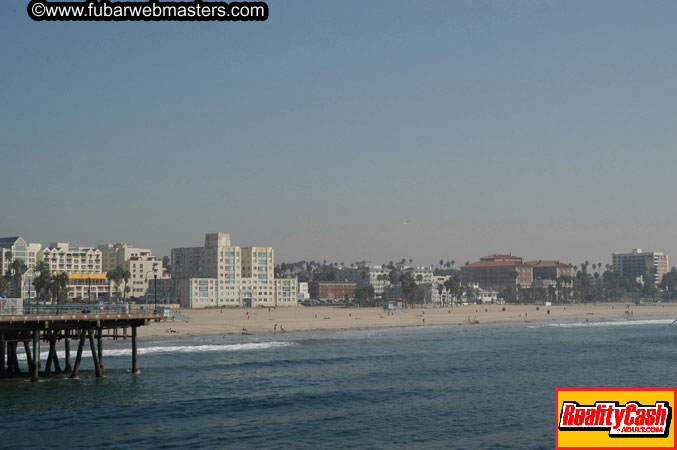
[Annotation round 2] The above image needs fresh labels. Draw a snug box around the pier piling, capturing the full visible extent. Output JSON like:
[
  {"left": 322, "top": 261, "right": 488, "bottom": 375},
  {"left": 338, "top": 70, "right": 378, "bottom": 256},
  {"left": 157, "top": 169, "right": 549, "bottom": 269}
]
[
  {"left": 0, "top": 337, "right": 5, "bottom": 375},
  {"left": 88, "top": 328, "right": 102, "bottom": 378},
  {"left": 131, "top": 326, "right": 138, "bottom": 374},
  {"left": 64, "top": 333, "right": 72, "bottom": 372},
  {"left": 97, "top": 327, "right": 103, "bottom": 371},
  {"left": 23, "top": 340, "right": 33, "bottom": 372},
  {"left": 1, "top": 304, "right": 158, "bottom": 380},
  {"left": 71, "top": 329, "right": 86, "bottom": 379},
  {"left": 31, "top": 329, "right": 40, "bottom": 382}
]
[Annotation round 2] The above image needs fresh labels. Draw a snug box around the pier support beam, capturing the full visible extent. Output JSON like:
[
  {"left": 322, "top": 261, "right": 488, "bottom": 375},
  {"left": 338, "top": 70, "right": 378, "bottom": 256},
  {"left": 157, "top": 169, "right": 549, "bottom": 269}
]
[
  {"left": 88, "top": 328, "right": 102, "bottom": 378},
  {"left": 5, "top": 341, "right": 13, "bottom": 375},
  {"left": 23, "top": 340, "right": 33, "bottom": 373},
  {"left": 0, "top": 337, "right": 5, "bottom": 375},
  {"left": 31, "top": 329, "right": 40, "bottom": 382},
  {"left": 45, "top": 331, "right": 54, "bottom": 375},
  {"left": 97, "top": 327, "right": 103, "bottom": 371},
  {"left": 64, "top": 333, "right": 72, "bottom": 373},
  {"left": 9, "top": 342, "right": 20, "bottom": 376},
  {"left": 52, "top": 331, "right": 62, "bottom": 374},
  {"left": 131, "top": 326, "right": 138, "bottom": 374},
  {"left": 70, "top": 329, "right": 86, "bottom": 379}
]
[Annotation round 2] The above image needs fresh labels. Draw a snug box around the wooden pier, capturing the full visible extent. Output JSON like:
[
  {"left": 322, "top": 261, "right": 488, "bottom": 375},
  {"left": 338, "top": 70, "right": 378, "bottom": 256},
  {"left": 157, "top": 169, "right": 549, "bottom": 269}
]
[{"left": 0, "top": 305, "right": 160, "bottom": 381}]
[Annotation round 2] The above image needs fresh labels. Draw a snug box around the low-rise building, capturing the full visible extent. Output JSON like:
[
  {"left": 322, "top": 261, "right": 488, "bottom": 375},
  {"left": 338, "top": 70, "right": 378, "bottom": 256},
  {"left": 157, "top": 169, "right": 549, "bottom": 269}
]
[
  {"left": 99, "top": 243, "right": 168, "bottom": 298},
  {"left": 310, "top": 281, "right": 356, "bottom": 301}
]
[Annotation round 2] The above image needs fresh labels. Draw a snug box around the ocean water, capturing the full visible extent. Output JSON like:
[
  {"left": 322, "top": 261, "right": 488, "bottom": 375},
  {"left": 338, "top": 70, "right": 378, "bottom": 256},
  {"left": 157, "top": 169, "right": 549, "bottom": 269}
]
[{"left": 2, "top": 317, "right": 677, "bottom": 449}]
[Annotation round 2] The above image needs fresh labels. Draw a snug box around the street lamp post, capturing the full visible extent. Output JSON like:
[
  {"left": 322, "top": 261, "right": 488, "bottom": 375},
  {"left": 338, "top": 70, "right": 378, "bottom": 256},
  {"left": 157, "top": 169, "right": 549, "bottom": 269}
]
[
  {"left": 154, "top": 271, "right": 158, "bottom": 310},
  {"left": 88, "top": 276, "right": 92, "bottom": 305},
  {"left": 145, "top": 267, "right": 159, "bottom": 311}
]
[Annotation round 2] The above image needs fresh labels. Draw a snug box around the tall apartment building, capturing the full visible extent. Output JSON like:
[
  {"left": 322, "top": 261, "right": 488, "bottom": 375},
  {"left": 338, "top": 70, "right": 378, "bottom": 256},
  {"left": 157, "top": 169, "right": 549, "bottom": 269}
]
[
  {"left": 0, "top": 236, "right": 42, "bottom": 298},
  {"left": 612, "top": 249, "right": 669, "bottom": 285},
  {"left": 160, "top": 233, "right": 297, "bottom": 308},
  {"left": 98, "top": 243, "right": 168, "bottom": 298},
  {"left": 40, "top": 243, "right": 112, "bottom": 300}
]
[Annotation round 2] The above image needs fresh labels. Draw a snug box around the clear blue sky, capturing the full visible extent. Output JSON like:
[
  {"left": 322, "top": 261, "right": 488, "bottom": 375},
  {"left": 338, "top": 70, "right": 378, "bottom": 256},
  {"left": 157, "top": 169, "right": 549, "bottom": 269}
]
[{"left": 1, "top": 0, "right": 676, "bottom": 267}]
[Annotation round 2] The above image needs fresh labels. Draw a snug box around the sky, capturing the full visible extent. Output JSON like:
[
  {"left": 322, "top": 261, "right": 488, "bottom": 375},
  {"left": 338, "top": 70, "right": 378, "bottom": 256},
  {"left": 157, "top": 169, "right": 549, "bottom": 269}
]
[{"left": 1, "top": 0, "right": 676, "bottom": 267}]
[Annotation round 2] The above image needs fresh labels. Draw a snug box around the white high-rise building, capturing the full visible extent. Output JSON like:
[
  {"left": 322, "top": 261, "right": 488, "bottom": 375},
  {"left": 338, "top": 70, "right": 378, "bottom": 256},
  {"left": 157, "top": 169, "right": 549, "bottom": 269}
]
[
  {"left": 163, "top": 233, "right": 297, "bottom": 308},
  {"left": 612, "top": 249, "right": 669, "bottom": 286}
]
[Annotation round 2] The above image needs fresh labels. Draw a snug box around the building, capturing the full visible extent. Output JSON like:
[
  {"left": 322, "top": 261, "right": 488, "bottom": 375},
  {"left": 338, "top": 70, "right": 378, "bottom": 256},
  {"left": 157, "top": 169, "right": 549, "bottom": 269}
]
[
  {"left": 461, "top": 254, "right": 533, "bottom": 292},
  {"left": 310, "top": 281, "right": 356, "bottom": 301},
  {"left": 0, "top": 236, "right": 42, "bottom": 298},
  {"left": 98, "top": 243, "right": 168, "bottom": 298},
  {"left": 343, "top": 265, "right": 392, "bottom": 295},
  {"left": 298, "top": 281, "right": 310, "bottom": 301},
  {"left": 40, "top": 243, "right": 112, "bottom": 301},
  {"left": 525, "top": 260, "right": 574, "bottom": 285},
  {"left": 403, "top": 266, "right": 434, "bottom": 284},
  {"left": 161, "top": 233, "right": 297, "bottom": 308},
  {"left": 612, "top": 249, "right": 669, "bottom": 286}
]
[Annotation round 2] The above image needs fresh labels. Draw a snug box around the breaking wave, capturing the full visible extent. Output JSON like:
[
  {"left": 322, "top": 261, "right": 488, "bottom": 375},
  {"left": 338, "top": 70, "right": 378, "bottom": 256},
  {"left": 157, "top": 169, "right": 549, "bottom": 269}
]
[
  {"left": 15, "top": 341, "right": 296, "bottom": 361},
  {"left": 549, "top": 318, "right": 675, "bottom": 328}
]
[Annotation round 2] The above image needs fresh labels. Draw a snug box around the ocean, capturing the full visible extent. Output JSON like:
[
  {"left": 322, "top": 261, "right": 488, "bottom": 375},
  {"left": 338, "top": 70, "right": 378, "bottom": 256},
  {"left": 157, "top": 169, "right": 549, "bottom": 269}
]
[{"left": 2, "top": 317, "right": 677, "bottom": 449}]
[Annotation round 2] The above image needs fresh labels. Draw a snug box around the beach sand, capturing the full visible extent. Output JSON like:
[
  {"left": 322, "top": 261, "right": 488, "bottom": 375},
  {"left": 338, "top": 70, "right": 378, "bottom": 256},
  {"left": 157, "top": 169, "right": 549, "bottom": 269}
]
[{"left": 136, "top": 302, "right": 677, "bottom": 339}]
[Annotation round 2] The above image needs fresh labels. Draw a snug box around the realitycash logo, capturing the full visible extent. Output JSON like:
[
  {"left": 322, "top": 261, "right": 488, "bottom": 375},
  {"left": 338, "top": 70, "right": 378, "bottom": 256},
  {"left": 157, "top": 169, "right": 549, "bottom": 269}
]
[{"left": 556, "top": 389, "right": 677, "bottom": 449}]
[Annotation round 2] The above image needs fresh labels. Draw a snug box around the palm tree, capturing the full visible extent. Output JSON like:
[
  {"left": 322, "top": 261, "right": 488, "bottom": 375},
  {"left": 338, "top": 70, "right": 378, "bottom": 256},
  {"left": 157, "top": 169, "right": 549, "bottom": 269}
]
[
  {"left": 106, "top": 265, "right": 125, "bottom": 300},
  {"left": 121, "top": 268, "right": 131, "bottom": 301},
  {"left": 451, "top": 260, "right": 456, "bottom": 270},
  {"left": 33, "top": 261, "right": 51, "bottom": 302},
  {"left": 8, "top": 259, "right": 27, "bottom": 298}
]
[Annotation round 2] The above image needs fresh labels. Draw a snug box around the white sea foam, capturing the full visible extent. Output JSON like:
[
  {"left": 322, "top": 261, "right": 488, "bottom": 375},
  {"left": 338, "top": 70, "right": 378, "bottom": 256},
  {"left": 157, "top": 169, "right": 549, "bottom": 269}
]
[
  {"left": 549, "top": 318, "right": 675, "bottom": 328},
  {"left": 15, "top": 341, "right": 295, "bottom": 361}
]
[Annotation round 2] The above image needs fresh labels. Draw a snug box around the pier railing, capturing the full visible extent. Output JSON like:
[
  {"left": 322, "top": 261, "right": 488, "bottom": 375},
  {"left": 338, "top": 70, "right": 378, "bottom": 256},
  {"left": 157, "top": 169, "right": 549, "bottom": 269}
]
[{"left": 0, "top": 301, "right": 161, "bottom": 318}]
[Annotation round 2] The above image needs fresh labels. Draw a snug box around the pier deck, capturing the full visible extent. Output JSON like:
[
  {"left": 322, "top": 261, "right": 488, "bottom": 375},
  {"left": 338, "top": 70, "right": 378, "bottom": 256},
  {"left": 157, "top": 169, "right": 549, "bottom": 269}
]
[{"left": 0, "top": 304, "right": 160, "bottom": 381}]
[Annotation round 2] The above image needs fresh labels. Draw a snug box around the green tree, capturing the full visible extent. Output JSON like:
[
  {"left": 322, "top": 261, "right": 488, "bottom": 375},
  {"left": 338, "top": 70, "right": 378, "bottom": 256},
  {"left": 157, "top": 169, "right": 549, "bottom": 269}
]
[
  {"left": 0, "top": 277, "right": 8, "bottom": 296},
  {"left": 32, "top": 261, "right": 51, "bottom": 301},
  {"left": 49, "top": 272, "right": 69, "bottom": 304},
  {"left": 660, "top": 268, "right": 677, "bottom": 301}
]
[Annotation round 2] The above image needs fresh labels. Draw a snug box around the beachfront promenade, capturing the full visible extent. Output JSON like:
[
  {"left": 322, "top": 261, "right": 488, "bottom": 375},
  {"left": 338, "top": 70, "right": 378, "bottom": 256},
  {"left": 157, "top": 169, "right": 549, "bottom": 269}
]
[{"left": 0, "top": 303, "right": 160, "bottom": 381}]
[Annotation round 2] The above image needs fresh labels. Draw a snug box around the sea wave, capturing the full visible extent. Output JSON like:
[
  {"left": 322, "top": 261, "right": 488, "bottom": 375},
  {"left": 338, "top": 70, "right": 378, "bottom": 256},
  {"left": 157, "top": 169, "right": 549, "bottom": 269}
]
[
  {"left": 15, "top": 341, "right": 295, "bottom": 361},
  {"left": 549, "top": 318, "right": 675, "bottom": 328}
]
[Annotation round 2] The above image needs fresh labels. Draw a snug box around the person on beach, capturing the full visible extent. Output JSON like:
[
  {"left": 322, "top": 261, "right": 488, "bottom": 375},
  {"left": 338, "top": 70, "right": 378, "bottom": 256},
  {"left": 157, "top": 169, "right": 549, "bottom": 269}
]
[{"left": 274, "top": 323, "right": 278, "bottom": 334}]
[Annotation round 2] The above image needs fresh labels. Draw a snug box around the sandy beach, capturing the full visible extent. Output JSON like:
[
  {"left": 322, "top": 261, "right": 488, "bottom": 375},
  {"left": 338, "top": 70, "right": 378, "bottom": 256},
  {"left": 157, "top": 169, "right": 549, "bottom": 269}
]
[{"left": 137, "top": 302, "right": 677, "bottom": 339}]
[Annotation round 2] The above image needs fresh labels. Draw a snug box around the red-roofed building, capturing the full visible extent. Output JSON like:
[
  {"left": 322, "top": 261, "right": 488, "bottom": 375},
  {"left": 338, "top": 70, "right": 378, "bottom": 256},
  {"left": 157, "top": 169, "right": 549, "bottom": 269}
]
[
  {"left": 525, "top": 260, "right": 574, "bottom": 284},
  {"left": 480, "top": 254, "right": 523, "bottom": 263},
  {"left": 462, "top": 255, "right": 575, "bottom": 293},
  {"left": 461, "top": 256, "right": 533, "bottom": 292}
]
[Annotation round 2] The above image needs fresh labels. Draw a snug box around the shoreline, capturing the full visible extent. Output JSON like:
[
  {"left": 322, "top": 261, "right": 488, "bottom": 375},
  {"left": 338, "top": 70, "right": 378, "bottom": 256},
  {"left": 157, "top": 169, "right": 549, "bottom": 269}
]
[{"left": 136, "top": 302, "right": 677, "bottom": 340}]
